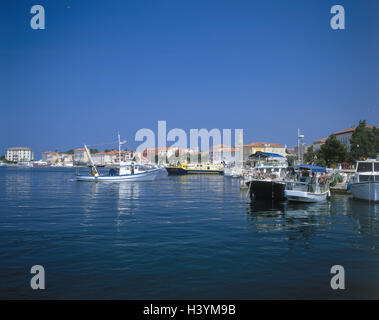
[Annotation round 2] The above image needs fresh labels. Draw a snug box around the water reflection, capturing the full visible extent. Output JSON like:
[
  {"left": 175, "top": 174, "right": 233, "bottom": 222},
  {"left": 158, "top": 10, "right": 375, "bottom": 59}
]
[
  {"left": 351, "top": 200, "right": 379, "bottom": 238},
  {"left": 4, "top": 168, "right": 33, "bottom": 201},
  {"left": 246, "top": 195, "right": 379, "bottom": 251},
  {"left": 246, "top": 200, "right": 329, "bottom": 248}
]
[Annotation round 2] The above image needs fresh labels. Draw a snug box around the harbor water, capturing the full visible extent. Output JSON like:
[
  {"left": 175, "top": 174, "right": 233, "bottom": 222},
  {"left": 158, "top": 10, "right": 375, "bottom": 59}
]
[{"left": 0, "top": 167, "right": 378, "bottom": 299}]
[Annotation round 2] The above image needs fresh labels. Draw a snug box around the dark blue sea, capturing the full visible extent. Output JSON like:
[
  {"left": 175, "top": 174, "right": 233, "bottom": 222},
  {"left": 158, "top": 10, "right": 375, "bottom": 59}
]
[{"left": 0, "top": 167, "right": 378, "bottom": 299}]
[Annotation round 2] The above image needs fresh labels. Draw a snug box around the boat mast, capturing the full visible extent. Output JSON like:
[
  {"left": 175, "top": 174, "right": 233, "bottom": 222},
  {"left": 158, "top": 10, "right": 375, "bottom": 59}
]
[
  {"left": 118, "top": 133, "right": 121, "bottom": 167},
  {"left": 118, "top": 132, "right": 127, "bottom": 167},
  {"left": 84, "top": 144, "right": 99, "bottom": 177}
]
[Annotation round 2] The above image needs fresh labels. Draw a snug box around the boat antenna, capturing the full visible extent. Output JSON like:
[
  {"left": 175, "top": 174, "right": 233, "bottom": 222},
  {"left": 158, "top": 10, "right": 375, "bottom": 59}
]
[{"left": 118, "top": 132, "right": 127, "bottom": 167}]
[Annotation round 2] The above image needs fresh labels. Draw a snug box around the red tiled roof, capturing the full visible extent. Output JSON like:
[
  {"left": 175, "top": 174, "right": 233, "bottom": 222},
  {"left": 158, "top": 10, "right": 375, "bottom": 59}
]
[
  {"left": 42, "top": 151, "right": 58, "bottom": 155},
  {"left": 244, "top": 142, "right": 284, "bottom": 148},
  {"left": 333, "top": 125, "right": 373, "bottom": 135},
  {"left": 7, "top": 147, "right": 32, "bottom": 150},
  {"left": 313, "top": 138, "right": 328, "bottom": 144}
]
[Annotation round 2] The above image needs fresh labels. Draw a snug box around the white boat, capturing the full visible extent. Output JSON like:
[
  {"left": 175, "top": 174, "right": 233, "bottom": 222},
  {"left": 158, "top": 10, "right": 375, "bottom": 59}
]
[
  {"left": 285, "top": 165, "right": 330, "bottom": 203},
  {"left": 17, "top": 161, "right": 33, "bottom": 167},
  {"left": 76, "top": 134, "right": 160, "bottom": 182},
  {"left": 285, "top": 182, "right": 329, "bottom": 202},
  {"left": 76, "top": 166, "right": 161, "bottom": 182},
  {"left": 351, "top": 159, "right": 379, "bottom": 201}
]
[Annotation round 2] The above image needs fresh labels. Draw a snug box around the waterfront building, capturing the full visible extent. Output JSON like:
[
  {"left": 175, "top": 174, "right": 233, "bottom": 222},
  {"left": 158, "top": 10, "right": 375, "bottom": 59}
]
[
  {"left": 209, "top": 145, "right": 236, "bottom": 164},
  {"left": 6, "top": 147, "right": 34, "bottom": 162},
  {"left": 91, "top": 150, "right": 138, "bottom": 166},
  {"left": 59, "top": 153, "right": 74, "bottom": 165},
  {"left": 73, "top": 148, "right": 90, "bottom": 165},
  {"left": 42, "top": 151, "right": 59, "bottom": 164},
  {"left": 142, "top": 147, "right": 194, "bottom": 163},
  {"left": 312, "top": 138, "right": 327, "bottom": 151},
  {"left": 92, "top": 152, "right": 114, "bottom": 166},
  {"left": 333, "top": 126, "right": 372, "bottom": 152},
  {"left": 243, "top": 143, "right": 286, "bottom": 162},
  {"left": 312, "top": 125, "right": 373, "bottom": 152}
]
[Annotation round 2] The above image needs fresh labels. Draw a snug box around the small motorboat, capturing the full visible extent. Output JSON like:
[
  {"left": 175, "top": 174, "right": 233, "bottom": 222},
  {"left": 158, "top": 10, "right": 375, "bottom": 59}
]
[
  {"left": 246, "top": 163, "right": 288, "bottom": 201},
  {"left": 285, "top": 165, "right": 330, "bottom": 203}
]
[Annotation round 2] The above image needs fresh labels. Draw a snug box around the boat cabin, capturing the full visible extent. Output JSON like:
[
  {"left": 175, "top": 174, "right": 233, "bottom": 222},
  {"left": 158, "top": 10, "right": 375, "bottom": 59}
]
[{"left": 354, "top": 160, "right": 379, "bottom": 183}]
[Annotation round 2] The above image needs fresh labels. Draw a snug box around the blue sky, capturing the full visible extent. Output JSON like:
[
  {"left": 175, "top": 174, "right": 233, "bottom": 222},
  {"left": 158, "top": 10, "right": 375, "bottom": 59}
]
[{"left": 1, "top": 0, "right": 378, "bottom": 157}]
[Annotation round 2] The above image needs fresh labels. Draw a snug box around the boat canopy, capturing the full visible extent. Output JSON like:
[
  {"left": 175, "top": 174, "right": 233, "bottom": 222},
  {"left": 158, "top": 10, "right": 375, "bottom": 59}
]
[
  {"left": 248, "top": 151, "right": 285, "bottom": 159},
  {"left": 294, "top": 164, "right": 327, "bottom": 173}
]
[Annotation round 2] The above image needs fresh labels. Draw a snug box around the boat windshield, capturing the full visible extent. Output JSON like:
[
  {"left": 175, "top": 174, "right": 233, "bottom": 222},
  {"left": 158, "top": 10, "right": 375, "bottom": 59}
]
[
  {"left": 375, "top": 163, "right": 379, "bottom": 172},
  {"left": 357, "top": 162, "right": 373, "bottom": 172},
  {"left": 359, "top": 175, "right": 376, "bottom": 182}
]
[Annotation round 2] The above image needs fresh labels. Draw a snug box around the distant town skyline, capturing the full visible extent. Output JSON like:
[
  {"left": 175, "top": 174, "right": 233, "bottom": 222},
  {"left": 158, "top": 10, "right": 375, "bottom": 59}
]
[{"left": 1, "top": 0, "right": 378, "bottom": 157}]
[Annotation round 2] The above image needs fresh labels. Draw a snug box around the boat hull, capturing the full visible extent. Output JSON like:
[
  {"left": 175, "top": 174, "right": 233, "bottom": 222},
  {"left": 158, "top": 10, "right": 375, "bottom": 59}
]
[
  {"left": 248, "top": 180, "right": 286, "bottom": 201},
  {"left": 285, "top": 190, "right": 328, "bottom": 202},
  {"left": 351, "top": 182, "right": 379, "bottom": 201},
  {"left": 76, "top": 169, "right": 160, "bottom": 182},
  {"left": 166, "top": 167, "right": 224, "bottom": 175}
]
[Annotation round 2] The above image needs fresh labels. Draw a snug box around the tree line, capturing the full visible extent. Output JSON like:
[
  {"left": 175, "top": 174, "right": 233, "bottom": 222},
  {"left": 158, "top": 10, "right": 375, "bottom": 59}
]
[{"left": 304, "top": 120, "right": 379, "bottom": 167}]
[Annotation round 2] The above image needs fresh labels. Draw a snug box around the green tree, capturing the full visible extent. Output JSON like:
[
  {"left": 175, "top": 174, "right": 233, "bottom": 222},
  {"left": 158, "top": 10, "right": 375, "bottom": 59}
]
[
  {"left": 318, "top": 134, "right": 348, "bottom": 167},
  {"left": 303, "top": 145, "right": 315, "bottom": 164},
  {"left": 350, "top": 120, "right": 377, "bottom": 161}
]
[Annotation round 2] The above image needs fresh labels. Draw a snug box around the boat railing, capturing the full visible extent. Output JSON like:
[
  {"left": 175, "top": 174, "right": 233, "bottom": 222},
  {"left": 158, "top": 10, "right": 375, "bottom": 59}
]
[{"left": 286, "top": 181, "right": 329, "bottom": 193}]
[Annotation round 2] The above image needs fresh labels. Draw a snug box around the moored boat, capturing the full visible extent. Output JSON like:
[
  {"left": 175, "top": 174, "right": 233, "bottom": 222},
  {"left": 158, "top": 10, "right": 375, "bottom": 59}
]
[
  {"left": 285, "top": 165, "right": 330, "bottom": 203},
  {"left": 247, "top": 164, "right": 288, "bottom": 201},
  {"left": 75, "top": 134, "right": 160, "bottom": 182},
  {"left": 350, "top": 159, "right": 379, "bottom": 202},
  {"left": 166, "top": 162, "right": 224, "bottom": 175}
]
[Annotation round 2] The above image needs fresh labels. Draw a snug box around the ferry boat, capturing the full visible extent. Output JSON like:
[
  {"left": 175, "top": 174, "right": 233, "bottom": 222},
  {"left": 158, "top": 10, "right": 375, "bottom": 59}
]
[
  {"left": 165, "top": 162, "right": 224, "bottom": 175},
  {"left": 76, "top": 134, "right": 160, "bottom": 182},
  {"left": 285, "top": 165, "right": 330, "bottom": 202},
  {"left": 350, "top": 159, "right": 379, "bottom": 201}
]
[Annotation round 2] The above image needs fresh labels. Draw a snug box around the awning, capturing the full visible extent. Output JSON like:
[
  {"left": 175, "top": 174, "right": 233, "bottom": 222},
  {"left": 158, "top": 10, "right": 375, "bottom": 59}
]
[
  {"left": 294, "top": 164, "right": 327, "bottom": 173},
  {"left": 248, "top": 151, "right": 285, "bottom": 159}
]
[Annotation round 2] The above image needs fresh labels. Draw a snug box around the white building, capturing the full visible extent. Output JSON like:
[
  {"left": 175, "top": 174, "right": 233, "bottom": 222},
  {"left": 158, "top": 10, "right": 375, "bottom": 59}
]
[
  {"left": 209, "top": 145, "right": 237, "bottom": 164},
  {"left": 73, "top": 148, "right": 90, "bottom": 165},
  {"left": 6, "top": 147, "right": 34, "bottom": 162},
  {"left": 312, "top": 138, "right": 327, "bottom": 151},
  {"left": 42, "top": 151, "right": 59, "bottom": 164}
]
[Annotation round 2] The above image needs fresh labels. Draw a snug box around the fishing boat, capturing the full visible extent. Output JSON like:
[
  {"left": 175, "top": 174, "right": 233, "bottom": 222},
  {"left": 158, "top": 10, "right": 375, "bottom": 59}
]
[
  {"left": 244, "top": 151, "right": 288, "bottom": 200},
  {"left": 285, "top": 165, "right": 330, "bottom": 202},
  {"left": 246, "top": 163, "right": 288, "bottom": 201},
  {"left": 76, "top": 134, "right": 160, "bottom": 182},
  {"left": 165, "top": 162, "right": 224, "bottom": 175},
  {"left": 350, "top": 159, "right": 379, "bottom": 201}
]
